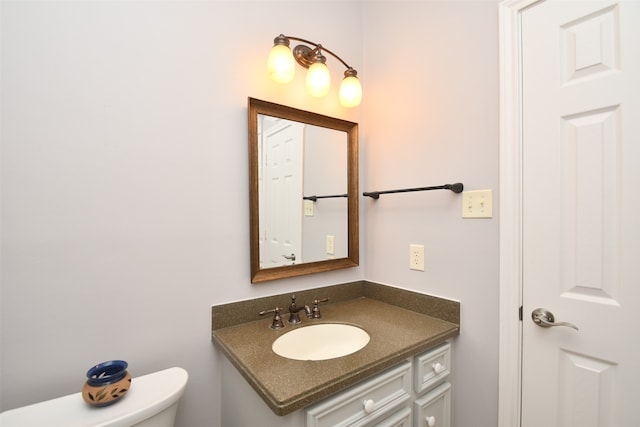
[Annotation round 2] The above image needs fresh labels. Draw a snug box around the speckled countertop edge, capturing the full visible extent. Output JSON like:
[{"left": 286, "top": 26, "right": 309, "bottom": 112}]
[{"left": 211, "top": 281, "right": 460, "bottom": 416}]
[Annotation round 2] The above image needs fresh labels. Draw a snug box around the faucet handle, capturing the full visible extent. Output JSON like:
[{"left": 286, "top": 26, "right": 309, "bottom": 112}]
[
  {"left": 311, "top": 298, "right": 329, "bottom": 319},
  {"left": 259, "top": 307, "right": 285, "bottom": 329}
]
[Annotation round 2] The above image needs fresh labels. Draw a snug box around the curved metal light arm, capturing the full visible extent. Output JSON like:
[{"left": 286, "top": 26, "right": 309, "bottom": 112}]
[{"left": 283, "top": 35, "right": 355, "bottom": 71}]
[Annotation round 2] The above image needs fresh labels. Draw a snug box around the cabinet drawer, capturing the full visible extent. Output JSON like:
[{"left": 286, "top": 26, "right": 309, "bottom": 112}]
[
  {"left": 373, "top": 406, "right": 411, "bottom": 427},
  {"left": 413, "top": 382, "right": 451, "bottom": 427},
  {"left": 305, "top": 361, "right": 411, "bottom": 427},
  {"left": 413, "top": 342, "right": 451, "bottom": 394}
]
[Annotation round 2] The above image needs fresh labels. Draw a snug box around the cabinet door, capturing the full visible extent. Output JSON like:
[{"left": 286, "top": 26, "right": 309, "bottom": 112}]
[
  {"left": 414, "top": 343, "right": 451, "bottom": 394},
  {"left": 413, "top": 382, "right": 451, "bottom": 427},
  {"left": 374, "top": 406, "right": 412, "bottom": 427},
  {"left": 306, "top": 361, "right": 411, "bottom": 427}
]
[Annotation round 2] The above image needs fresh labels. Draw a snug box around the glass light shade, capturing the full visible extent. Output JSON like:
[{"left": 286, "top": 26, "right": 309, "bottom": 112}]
[
  {"left": 267, "top": 44, "right": 295, "bottom": 83},
  {"left": 339, "top": 75, "right": 362, "bottom": 107},
  {"left": 305, "top": 62, "right": 331, "bottom": 97}
]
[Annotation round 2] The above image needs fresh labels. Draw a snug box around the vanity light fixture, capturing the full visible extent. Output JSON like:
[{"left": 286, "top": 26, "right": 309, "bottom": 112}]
[{"left": 267, "top": 34, "right": 362, "bottom": 108}]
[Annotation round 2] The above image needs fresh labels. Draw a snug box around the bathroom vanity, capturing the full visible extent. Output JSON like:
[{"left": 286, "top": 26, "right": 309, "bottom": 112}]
[{"left": 211, "top": 281, "right": 460, "bottom": 426}]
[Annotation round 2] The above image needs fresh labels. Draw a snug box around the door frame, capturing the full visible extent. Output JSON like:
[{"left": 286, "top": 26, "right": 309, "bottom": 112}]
[{"left": 498, "top": 0, "right": 542, "bottom": 426}]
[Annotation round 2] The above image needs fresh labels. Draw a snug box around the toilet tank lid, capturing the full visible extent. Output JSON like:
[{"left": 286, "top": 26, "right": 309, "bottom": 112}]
[{"left": 0, "top": 367, "right": 189, "bottom": 427}]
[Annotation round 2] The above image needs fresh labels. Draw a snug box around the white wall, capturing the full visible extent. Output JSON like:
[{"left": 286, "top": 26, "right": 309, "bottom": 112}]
[
  {"left": 363, "top": 2, "right": 500, "bottom": 427},
  {"left": 1, "top": 1, "right": 500, "bottom": 426},
  {"left": 0, "top": 2, "right": 363, "bottom": 426}
]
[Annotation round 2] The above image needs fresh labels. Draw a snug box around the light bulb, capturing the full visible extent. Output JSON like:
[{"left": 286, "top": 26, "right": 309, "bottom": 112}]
[
  {"left": 305, "top": 62, "right": 331, "bottom": 97},
  {"left": 267, "top": 44, "right": 295, "bottom": 84},
  {"left": 339, "top": 75, "right": 362, "bottom": 107}
]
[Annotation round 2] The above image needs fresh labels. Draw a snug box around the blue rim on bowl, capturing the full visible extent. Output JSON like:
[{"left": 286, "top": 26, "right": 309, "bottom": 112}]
[{"left": 86, "top": 360, "right": 128, "bottom": 386}]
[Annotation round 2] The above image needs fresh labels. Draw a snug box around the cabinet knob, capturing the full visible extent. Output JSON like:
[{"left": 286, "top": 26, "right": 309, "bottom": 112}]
[
  {"left": 426, "top": 415, "right": 436, "bottom": 426},
  {"left": 363, "top": 399, "right": 375, "bottom": 413},
  {"left": 432, "top": 362, "right": 446, "bottom": 374}
]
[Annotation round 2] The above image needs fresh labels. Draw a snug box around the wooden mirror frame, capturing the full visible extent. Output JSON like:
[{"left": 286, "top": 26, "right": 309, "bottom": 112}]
[{"left": 248, "top": 98, "right": 359, "bottom": 283}]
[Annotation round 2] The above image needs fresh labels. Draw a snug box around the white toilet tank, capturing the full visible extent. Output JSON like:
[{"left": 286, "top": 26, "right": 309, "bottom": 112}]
[{"left": 0, "top": 367, "right": 188, "bottom": 427}]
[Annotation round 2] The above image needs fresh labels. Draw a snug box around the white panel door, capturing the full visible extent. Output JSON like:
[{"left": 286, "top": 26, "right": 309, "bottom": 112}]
[
  {"left": 262, "top": 121, "right": 304, "bottom": 268},
  {"left": 521, "top": 1, "right": 640, "bottom": 426}
]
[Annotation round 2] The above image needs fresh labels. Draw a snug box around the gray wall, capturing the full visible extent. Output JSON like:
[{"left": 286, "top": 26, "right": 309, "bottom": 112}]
[
  {"left": 303, "top": 125, "right": 348, "bottom": 262},
  {"left": 1, "top": 1, "right": 499, "bottom": 426},
  {"left": 363, "top": 2, "right": 500, "bottom": 426}
]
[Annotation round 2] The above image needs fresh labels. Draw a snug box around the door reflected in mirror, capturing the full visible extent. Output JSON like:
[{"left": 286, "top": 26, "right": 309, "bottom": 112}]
[
  {"left": 259, "top": 116, "right": 348, "bottom": 267},
  {"left": 249, "top": 98, "right": 358, "bottom": 283}
]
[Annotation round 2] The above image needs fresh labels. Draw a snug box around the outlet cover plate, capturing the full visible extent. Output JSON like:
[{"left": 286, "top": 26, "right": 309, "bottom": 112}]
[
  {"left": 326, "top": 235, "right": 335, "bottom": 255},
  {"left": 410, "top": 244, "right": 425, "bottom": 271},
  {"left": 304, "top": 200, "right": 314, "bottom": 217}
]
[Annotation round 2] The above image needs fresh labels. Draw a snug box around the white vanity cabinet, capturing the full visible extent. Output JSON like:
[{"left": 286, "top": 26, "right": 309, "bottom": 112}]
[
  {"left": 414, "top": 342, "right": 451, "bottom": 394},
  {"left": 221, "top": 342, "right": 452, "bottom": 427},
  {"left": 305, "top": 342, "right": 452, "bottom": 427},
  {"left": 375, "top": 406, "right": 413, "bottom": 427},
  {"left": 413, "top": 382, "right": 451, "bottom": 427},
  {"left": 412, "top": 342, "right": 452, "bottom": 427},
  {"left": 305, "top": 361, "right": 412, "bottom": 427}
]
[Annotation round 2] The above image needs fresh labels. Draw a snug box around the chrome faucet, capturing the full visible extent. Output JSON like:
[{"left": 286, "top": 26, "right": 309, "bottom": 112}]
[{"left": 288, "top": 295, "right": 311, "bottom": 324}]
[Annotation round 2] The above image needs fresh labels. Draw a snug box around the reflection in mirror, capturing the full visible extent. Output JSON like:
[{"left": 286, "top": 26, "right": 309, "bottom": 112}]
[
  {"left": 260, "top": 117, "right": 347, "bottom": 266},
  {"left": 249, "top": 98, "right": 358, "bottom": 283}
]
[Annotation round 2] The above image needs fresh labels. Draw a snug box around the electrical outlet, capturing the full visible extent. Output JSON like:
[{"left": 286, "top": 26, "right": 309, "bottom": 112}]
[
  {"left": 326, "top": 235, "right": 335, "bottom": 255},
  {"left": 462, "top": 189, "right": 493, "bottom": 218},
  {"left": 410, "top": 244, "right": 425, "bottom": 271}
]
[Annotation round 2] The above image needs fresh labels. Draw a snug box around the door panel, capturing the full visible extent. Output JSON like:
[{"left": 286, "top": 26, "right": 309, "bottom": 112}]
[
  {"left": 261, "top": 120, "right": 304, "bottom": 268},
  {"left": 521, "top": 1, "right": 639, "bottom": 426}
]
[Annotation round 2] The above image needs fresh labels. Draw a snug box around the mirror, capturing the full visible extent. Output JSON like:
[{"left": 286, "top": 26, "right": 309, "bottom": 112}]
[{"left": 248, "top": 98, "right": 359, "bottom": 283}]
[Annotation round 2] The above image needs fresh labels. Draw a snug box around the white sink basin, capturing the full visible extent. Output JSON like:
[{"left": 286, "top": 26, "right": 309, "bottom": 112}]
[{"left": 272, "top": 323, "right": 370, "bottom": 361}]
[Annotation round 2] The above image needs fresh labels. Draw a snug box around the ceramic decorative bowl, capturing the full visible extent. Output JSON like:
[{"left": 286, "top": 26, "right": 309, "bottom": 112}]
[{"left": 82, "top": 360, "right": 131, "bottom": 407}]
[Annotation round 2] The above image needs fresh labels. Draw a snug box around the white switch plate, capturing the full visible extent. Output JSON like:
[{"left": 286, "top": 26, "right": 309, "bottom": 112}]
[
  {"left": 326, "top": 235, "right": 335, "bottom": 255},
  {"left": 410, "top": 244, "right": 425, "bottom": 271},
  {"left": 304, "top": 200, "right": 314, "bottom": 216},
  {"left": 462, "top": 189, "right": 493, "bottom": 218}
]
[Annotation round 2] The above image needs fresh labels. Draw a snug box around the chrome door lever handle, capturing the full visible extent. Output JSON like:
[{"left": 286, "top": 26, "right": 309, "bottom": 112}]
[
  {"left": 531, "top": 308, "right": 579, "bottom": 331},
  {"left": 282, "top": 253, "right": 296, "bottom": 261}
]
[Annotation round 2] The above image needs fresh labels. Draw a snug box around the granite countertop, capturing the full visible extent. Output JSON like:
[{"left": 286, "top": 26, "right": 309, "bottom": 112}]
[{"left": 212, "top": 288, "right": 459, "bottom": 416}]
